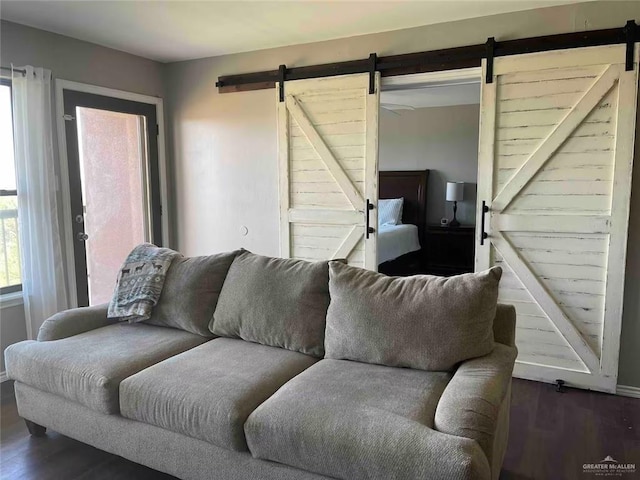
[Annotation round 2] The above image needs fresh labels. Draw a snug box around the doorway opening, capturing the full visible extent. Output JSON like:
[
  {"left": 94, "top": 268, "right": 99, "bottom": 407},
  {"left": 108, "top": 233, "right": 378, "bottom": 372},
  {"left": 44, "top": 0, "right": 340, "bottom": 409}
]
[
  {"left": 377, "top": 68, "right": 481, "bottom": 276},
  {"left": 58, "top": 86, "right": 165, "bottom": 307}
]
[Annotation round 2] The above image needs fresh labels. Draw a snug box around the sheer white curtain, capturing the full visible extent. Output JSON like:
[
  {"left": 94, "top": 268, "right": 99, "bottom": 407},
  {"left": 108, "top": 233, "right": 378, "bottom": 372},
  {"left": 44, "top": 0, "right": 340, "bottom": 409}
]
[{"left": 12, "top": 66, "right": 68, "bottom": 339}]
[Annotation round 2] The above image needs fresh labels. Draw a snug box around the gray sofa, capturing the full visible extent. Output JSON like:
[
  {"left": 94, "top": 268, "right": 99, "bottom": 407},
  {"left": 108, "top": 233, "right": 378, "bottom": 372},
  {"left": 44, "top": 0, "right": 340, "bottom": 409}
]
[{"left": 5, "top": 250, "right": 517, "bottom": 480}]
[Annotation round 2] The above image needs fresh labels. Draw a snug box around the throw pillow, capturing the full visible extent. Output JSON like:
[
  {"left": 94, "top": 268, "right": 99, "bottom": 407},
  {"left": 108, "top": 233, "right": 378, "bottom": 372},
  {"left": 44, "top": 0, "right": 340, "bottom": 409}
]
[
  {"left": 210, "top": 251, "right": 331, "bottom": 357},
  {"left": 378, "top": 198, "right": 404, "bottom": 226},
  {"left": 325, "top": 262, "right": 502, "bottom": 371},
  {"left": 146, "top": 250, "right": 241, "bottom": 336}
]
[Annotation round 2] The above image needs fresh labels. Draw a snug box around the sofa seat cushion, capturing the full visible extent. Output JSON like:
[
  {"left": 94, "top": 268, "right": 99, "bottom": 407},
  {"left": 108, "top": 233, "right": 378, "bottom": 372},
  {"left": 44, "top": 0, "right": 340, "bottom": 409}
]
[
  {"left": 246, "top": 359, "right": 491, "bottom": 480},
  {"left": 120, "top": 338, "right": 318, "bottom": 452},
  {"left": 4, "top": 323, "right": 207, "bottom": 415}
]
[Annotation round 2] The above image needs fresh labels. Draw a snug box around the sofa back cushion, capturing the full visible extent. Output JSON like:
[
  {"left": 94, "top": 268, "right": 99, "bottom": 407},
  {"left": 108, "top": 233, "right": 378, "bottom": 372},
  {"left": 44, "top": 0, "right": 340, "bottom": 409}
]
[
  {"left": 146, "top": 250, "right": 240, "bottom": 336},
  {"left": 325, "top": 262, "right": 502, "bottom": 371},
  {"left": 210, "top": 251, "right": 331, "bottom": 357}
]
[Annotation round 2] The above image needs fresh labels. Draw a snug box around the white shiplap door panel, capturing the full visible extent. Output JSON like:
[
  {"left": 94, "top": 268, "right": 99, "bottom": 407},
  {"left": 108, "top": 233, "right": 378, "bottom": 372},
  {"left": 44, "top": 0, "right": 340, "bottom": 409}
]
[
  {"left": 278, "top": 73, "right": 379, "bottom": 269},
  {"left": 476, "top": 45, "right": 638, "bottom": 393}
]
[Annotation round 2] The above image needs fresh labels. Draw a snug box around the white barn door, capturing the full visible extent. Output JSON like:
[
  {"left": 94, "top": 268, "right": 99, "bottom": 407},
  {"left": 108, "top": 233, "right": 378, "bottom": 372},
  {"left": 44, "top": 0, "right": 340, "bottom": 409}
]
[
  {"left": 278, "top": 73, "right": 379, "bottom": 269},
  {"left": 476, "top": 45, "right": 638, "bottom": 393}
]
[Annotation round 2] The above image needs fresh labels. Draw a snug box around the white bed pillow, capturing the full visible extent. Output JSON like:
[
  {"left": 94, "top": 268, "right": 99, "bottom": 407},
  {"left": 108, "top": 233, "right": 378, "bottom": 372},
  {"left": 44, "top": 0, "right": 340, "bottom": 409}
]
[{"left": 378, "top": 198, "right": 404, "bottom": 226}]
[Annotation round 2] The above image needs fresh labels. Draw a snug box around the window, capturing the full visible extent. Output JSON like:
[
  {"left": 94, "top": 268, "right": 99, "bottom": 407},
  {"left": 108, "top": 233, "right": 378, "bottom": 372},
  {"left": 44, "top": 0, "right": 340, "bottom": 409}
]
[{"left": 0, "top": 79, "right": 21, "bottom": 294}]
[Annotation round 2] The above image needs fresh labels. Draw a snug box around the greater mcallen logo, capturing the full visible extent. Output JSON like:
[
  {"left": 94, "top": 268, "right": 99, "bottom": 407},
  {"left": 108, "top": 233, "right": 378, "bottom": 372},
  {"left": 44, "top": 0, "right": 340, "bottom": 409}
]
[{"left": 583, "top": 456, "right": 636, "bottom": 476}]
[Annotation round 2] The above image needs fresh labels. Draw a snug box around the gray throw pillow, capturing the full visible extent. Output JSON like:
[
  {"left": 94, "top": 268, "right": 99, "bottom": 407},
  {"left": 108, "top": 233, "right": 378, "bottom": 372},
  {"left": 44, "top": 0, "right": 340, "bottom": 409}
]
[
  {"left": 325, "top": 262, "right": 502, "bottom": 371},
  {"left": 146, "top": 250, "right": 241, "bottom": 337},
  {"left": 210, "top": 251, "right": 331, "bottom": 357}
]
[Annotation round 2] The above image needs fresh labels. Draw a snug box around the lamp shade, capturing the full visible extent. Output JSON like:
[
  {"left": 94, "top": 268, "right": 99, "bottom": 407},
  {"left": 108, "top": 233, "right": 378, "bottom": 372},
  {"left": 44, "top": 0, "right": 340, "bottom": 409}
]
[{"left": 446, "top": 182, "right": 464, "bottom": 202}]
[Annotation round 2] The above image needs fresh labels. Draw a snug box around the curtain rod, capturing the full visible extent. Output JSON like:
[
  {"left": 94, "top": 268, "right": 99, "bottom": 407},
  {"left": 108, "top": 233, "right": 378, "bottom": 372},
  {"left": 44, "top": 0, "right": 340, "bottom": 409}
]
[{"left": 0, "top": 66, "right": 27, "bottom": 75}]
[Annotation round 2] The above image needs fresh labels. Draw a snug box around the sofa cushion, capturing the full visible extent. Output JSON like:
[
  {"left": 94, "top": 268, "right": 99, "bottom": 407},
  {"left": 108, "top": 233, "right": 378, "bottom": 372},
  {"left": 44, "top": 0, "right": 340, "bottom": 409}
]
[
  {"left": 145, "top": 250, "right": 240, "bottom": 336},
  {"left": 325, "top": 262, "right": 502, "bottom": 371},
  {"left": 210, "top": 251, "right": 331, "bottom": 357},
  {"left": 245, "top": 359, "right": 490, "bottom": 480},
  {"left": 120, "top": 337, "right": 318, "bottom": 452},
  {"left": 4, "top": 323, "right": 207, "bottom": 414}
]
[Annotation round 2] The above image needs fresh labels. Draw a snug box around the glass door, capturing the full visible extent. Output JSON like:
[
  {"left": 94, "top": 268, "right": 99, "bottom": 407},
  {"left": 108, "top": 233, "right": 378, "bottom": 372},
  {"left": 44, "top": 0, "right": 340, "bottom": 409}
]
[{"left": 63, "top": 90, "right": 161, "bottom": 306}]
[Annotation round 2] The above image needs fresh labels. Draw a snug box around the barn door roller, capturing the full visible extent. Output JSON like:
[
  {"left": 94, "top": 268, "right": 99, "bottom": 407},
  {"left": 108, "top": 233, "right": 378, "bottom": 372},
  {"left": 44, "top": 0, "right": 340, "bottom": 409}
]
[
  {"left": 368, "top": 53, "right": 377, "bottom": 94},
  {"left": 625, "top": 20, "right": 637, "bottom": 71},
  {"left": 278, "top": 64, "right": 287, "bottom": 102},
  {"left": 485, "top": 37, "right": 495, "bottom": 84}
]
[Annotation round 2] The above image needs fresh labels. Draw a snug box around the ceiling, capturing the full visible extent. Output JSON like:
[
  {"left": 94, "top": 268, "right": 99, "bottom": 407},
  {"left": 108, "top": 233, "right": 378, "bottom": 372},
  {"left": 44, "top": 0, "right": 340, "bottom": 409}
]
[{"left": 1, "top": 1, "right": 584, "bottom": 63}]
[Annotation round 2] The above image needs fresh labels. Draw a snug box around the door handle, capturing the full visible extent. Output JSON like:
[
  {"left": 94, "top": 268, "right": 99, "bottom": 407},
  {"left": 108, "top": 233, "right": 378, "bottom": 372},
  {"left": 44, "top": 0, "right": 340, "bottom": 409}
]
[
  {"left": 480, "top": 201, "right": 489, "bottom": 246},
  {"left": 366, "top": 199, "right": 375, "bottom": 239},
  {"left": 77, "top": 232, "right": 89, "bottom": 242}
]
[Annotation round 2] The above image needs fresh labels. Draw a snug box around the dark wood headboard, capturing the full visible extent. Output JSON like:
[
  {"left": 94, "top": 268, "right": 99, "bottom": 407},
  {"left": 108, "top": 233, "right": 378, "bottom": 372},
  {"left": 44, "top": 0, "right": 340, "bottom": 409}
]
[{"left": 379, "top": 170, "right": 429, "bottom": 244}]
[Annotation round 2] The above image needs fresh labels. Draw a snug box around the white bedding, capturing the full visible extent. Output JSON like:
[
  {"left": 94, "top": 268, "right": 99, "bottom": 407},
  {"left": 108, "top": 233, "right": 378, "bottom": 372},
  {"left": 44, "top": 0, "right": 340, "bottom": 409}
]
[{"left": 377, "top": 224, "right": 421, "bottom": 264}]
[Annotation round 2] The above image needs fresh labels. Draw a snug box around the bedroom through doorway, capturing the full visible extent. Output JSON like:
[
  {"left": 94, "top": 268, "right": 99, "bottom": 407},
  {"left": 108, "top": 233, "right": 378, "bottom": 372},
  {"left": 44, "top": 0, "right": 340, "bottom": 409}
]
[{"left": 377, "top": 69, "right": 481, "bottom": 277}]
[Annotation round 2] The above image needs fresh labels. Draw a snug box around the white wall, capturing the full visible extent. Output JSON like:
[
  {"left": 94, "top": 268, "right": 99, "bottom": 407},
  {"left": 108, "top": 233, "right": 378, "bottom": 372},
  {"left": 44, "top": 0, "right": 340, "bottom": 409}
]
[
  {"left": 379, "top": 104, "right": 479, "bottom": 226},
  {"left": 1, "top": 21, "right": 165, "bottom": 98},
  {"left": 164, "top": 1, "right": 640, "bottom": 388}
]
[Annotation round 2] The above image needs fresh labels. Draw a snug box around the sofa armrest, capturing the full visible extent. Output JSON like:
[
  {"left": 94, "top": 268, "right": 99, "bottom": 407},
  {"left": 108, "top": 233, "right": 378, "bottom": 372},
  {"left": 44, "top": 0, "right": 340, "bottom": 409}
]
[
  {"left": 434, "top": 344, "right": 517, "bottom": 477},
  {"left": 37, "top": 304, "right": 116, "bottom": 341},
  {"left": 493, "top": 304, "right": 516, "bottom": 347}
]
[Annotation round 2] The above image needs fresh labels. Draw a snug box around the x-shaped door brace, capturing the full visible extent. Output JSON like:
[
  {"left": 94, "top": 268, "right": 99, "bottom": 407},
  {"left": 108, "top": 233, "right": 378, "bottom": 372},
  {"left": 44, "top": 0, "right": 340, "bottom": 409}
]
[{"left": 490, "top": 65, "right": 621, "bottom": 373}]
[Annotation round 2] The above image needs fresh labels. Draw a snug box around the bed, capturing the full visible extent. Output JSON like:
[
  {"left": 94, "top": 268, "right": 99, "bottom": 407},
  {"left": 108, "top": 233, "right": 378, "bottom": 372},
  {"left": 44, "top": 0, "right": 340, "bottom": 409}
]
[
  {"left": 378, "top": 224, "right": 421, "bottom": 264},
  {"left": 377, "top": 170, "right": 429, "bottom": 275}
]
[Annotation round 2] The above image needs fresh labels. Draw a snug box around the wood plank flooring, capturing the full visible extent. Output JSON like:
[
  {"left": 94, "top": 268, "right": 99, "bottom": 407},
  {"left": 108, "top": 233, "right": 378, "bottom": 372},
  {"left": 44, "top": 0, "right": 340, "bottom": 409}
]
[{"left": 1, "top": 379, "right": 638, "bottom": 479}]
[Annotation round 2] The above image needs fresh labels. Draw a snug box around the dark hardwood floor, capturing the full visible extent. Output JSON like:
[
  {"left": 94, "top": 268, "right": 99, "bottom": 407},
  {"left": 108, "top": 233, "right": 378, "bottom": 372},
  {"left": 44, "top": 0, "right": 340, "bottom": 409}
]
[
  {"left": 503, "top": 379, "right": 639, "bottom": 479},
  {"left": 0, "top": 381, "right": 174, "bottom": 480},
  {"left": 1, "top": 379, "right": 638, "bottom": 480}
]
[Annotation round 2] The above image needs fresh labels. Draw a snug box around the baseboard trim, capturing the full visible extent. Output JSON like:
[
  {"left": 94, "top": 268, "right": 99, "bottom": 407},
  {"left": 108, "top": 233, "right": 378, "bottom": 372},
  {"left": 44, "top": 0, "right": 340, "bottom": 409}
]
[
  {"left": 0, "top": 371, "right": 8, "bottom": 383},
  {"left": 616, "top": 385, "right": 640, "bottom": 398}
]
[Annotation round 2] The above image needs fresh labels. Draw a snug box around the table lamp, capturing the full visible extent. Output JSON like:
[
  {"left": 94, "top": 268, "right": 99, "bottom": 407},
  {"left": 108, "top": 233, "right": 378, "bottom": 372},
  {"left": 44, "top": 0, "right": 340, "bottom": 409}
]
[{"left": 446, "top": 182, "right": 464, "bottom": 227}]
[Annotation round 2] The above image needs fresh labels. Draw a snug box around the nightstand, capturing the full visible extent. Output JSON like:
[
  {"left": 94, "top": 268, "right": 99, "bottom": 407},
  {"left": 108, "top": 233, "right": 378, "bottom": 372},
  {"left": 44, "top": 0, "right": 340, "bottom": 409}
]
[{"left": 423, "top": 225, "right": 475, "bottom": 276}]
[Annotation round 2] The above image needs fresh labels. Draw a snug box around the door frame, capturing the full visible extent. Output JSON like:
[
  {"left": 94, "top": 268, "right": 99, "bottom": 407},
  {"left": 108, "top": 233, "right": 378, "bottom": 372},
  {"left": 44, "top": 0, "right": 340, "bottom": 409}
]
[
  {"left": 380, "top": 67, "right": 482, "bottom": 90},
  {"left": 381, "top": 66, "right": 482, "bottom": 270},
  {"left": 55, "top": 80, "right": 168, "bottom": 308}
]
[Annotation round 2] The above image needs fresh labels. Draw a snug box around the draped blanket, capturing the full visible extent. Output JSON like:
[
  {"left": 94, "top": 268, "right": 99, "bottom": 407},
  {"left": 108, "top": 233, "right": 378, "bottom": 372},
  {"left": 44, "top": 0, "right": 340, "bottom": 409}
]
[{"left": 107, "top": 243, "right": 180, "bottom": 323}]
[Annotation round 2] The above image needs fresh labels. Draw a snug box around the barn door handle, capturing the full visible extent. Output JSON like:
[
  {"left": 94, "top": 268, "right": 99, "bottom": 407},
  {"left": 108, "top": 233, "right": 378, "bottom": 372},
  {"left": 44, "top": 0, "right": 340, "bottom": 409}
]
[
  {"left": 480, "top": 201, "right": 489, "bottom": 246},
  {"left": 366, "top": 199, "right": 375, "bottom": 239}
]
